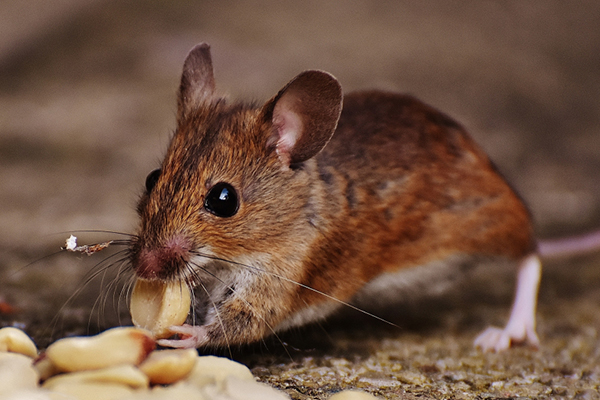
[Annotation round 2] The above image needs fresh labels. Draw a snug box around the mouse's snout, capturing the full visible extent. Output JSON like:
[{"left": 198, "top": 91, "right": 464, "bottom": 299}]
[{"left": 132, "top": 236, "right": 191, "bottom": 280}]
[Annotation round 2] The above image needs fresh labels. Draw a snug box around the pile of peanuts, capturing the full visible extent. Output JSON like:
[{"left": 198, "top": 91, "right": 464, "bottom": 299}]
[{"left": 0, "top": 326, "right": 376, "bottom": 400}]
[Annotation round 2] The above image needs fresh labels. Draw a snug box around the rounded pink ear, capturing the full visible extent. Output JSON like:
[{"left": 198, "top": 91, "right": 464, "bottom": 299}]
[
  {"left": 177, "top": 43, "right": 216, "bottom": 119},
  {"left": 265, "top": 70, "right": 343, "bottom": 166}
]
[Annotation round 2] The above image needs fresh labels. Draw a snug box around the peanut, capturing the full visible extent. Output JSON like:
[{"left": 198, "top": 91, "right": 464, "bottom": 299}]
[
  {"left": 130, "top": 279, "right": 191, "bottom": 339},
  {"left": 139, "top": 348, "right": 197, "bottom": 385},
  {"left": 0, "top": 327, "right": 38, "bottom": 358},
  {"left": 45, "top": 327, "right": 155, "bottom": 372}
]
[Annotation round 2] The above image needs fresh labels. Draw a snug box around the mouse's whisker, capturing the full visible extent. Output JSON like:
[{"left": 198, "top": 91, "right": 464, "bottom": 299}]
[
  {"left": 117, "top": 266, "right": 138, "bottom": 326},
  {"left": 46, "top": 248, "right": 131, "bottom": 339},
  {"left": 189, "top": 251, "right": 398, "bottom": 328},
  {"left": 56, "top": 229, "right": 138, "bottom": 239},
  {"left": 79, "top": 249, "right": 131, "bottom": 288},
  {"left": 86, "top": 250, "right": 132, "bottom": 331},
  {"left": 9, "top": 251, "right": 65, "bottom": 278},
  {"left": 106, "top": 239, "right": 135, "bottom": 246},
  {"left": 188, "top": 260, "right": 292, "bottom": 359},
  {"left": 183, "top": 266, "right": 202, "bottom": 327},
  {"left": 185, "top": 263, "right": 233, "bottom": 358},
  {"left": 106, "top": 256, "right": 134, "bottom": 326}
]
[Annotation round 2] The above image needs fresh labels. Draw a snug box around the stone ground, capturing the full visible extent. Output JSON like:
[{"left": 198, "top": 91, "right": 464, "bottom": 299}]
[{"left": 1, "top": 1, "right": 600, "bottom": 398}]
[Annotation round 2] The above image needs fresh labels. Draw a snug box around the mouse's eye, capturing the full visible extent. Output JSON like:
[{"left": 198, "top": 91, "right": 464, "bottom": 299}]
[
  {"left": 204, "top": 182, "right": 239, "bottom": 218},
  {"left": 145, "top": 169, "right": 161, "bottom": 193}
]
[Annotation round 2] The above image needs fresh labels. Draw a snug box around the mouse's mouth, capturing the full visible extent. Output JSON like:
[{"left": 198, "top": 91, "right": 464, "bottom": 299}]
[{"left": 129, "top": 236, "right": 238, "bottom": 326}]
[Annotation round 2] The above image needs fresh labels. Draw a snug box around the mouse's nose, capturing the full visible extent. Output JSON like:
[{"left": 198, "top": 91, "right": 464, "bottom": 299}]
[{"left": 132, "top": 236, "right": 191, "bottom": 280}]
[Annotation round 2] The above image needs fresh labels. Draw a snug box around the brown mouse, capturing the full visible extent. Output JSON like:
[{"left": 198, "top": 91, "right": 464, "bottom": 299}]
[{"left": 130, "top": 43, "right": 544, "bottom": 352}]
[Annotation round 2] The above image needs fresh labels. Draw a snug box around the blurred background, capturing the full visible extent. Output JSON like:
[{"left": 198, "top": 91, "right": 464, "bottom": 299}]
[{"left": 0, "top": 0, "right": 599, "bottom": 347}]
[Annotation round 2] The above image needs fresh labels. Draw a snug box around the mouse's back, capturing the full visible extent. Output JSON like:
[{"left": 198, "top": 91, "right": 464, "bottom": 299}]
[{"left": 309, "top": 90, "right": 534, "bottom": 268}]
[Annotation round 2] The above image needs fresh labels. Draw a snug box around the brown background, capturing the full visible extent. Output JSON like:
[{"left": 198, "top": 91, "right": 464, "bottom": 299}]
[{"left": 1, "top": 1, "right": 599, "bottom": 398}]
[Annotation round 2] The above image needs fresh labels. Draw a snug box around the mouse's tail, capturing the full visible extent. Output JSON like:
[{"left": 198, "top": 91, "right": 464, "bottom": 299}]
[{"left": 537, "top": 229, "right": 600, "bottom": 259}]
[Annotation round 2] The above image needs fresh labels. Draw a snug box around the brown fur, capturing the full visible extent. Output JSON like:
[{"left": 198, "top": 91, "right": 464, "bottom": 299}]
[
  {"left": 130, "top": 45, "right": 535, "bottom": 346},
  {"left": 294, "top": 91, "right": 534, "bottom": 309}
]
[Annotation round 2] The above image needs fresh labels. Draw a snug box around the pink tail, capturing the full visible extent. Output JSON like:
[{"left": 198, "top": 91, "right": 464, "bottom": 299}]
[{"left": 538, "top": 230, "right": 600, "bottom": 258}]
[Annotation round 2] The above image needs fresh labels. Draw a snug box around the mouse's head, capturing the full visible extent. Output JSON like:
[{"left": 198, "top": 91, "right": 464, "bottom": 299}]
[{"left": 130, "top": 43, "right": 343, "bottom": 286}]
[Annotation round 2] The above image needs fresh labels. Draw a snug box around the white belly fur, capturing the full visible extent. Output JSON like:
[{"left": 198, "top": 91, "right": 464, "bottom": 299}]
[{"left": 274, "top": 253, "right": 518, "bottom": 332}]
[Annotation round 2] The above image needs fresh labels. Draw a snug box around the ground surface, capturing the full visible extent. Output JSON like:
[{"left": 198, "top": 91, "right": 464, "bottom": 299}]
[{"left": 1, "top": 1, "right": 600, "bottom": 399}]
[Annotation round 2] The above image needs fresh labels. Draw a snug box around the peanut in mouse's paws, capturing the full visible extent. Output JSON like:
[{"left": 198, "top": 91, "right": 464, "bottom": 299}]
[
  {"left": 474, "top": 324, "right": 540, "bottom": 352},
  {"left": 157, "top": 325, "right": 209, "bottom": 349},
  {"left": 130, "top": 279, "right": 192, "bottom": 339}
]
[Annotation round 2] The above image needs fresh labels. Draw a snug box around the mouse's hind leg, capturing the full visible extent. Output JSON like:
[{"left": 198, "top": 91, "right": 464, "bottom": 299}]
[{"left": 474, "top": 253, "right": 541, "bottom": 352}]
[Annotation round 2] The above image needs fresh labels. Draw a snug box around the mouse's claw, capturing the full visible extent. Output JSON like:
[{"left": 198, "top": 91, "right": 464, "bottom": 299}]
[
  {"left": 157, "top": 324, "right": 208, "bottom": 349},
  {"left": 474, "top": 326, "right": 509, "bottom": 352},
  {"left": 474, "top": 324, "right": 540, "bottom": 352}
]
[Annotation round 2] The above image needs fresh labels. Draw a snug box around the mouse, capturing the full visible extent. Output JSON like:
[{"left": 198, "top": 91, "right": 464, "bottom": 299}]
[{"left": 128, "top": 43, "right": 595, "bottom": 352}]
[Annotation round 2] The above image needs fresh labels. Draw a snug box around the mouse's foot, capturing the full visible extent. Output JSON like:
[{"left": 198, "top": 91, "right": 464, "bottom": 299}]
[
  {"left": 474, "top": 323, "right": 540, "bottom": 352},
  {"left": 474, "top": 254, "right": 541, "bottom": 352},
  {"left": 157, "top": 324, "right": 208, "bottom": 349}
]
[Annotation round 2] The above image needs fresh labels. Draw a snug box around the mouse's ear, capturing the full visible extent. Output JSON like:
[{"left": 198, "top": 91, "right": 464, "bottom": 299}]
[
  {"left": 263, "top": 70, "right": 343, "bottom": 166},
  {"left": 177, "top": 43, "right": 216, "bottom": 119}
]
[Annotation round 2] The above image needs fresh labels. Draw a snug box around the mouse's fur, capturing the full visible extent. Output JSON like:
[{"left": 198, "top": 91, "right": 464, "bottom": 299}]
[{"left": 130, "top": 43, "right": 538, "bottom": 350}]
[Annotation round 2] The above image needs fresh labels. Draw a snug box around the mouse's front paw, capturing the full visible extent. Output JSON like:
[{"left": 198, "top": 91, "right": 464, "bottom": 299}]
[
  {"left": 157, "top": 324, "right": 208, "bottom": 349},
  {"left": 474, "top": 323, "right": 540, "bottom": 352}
]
